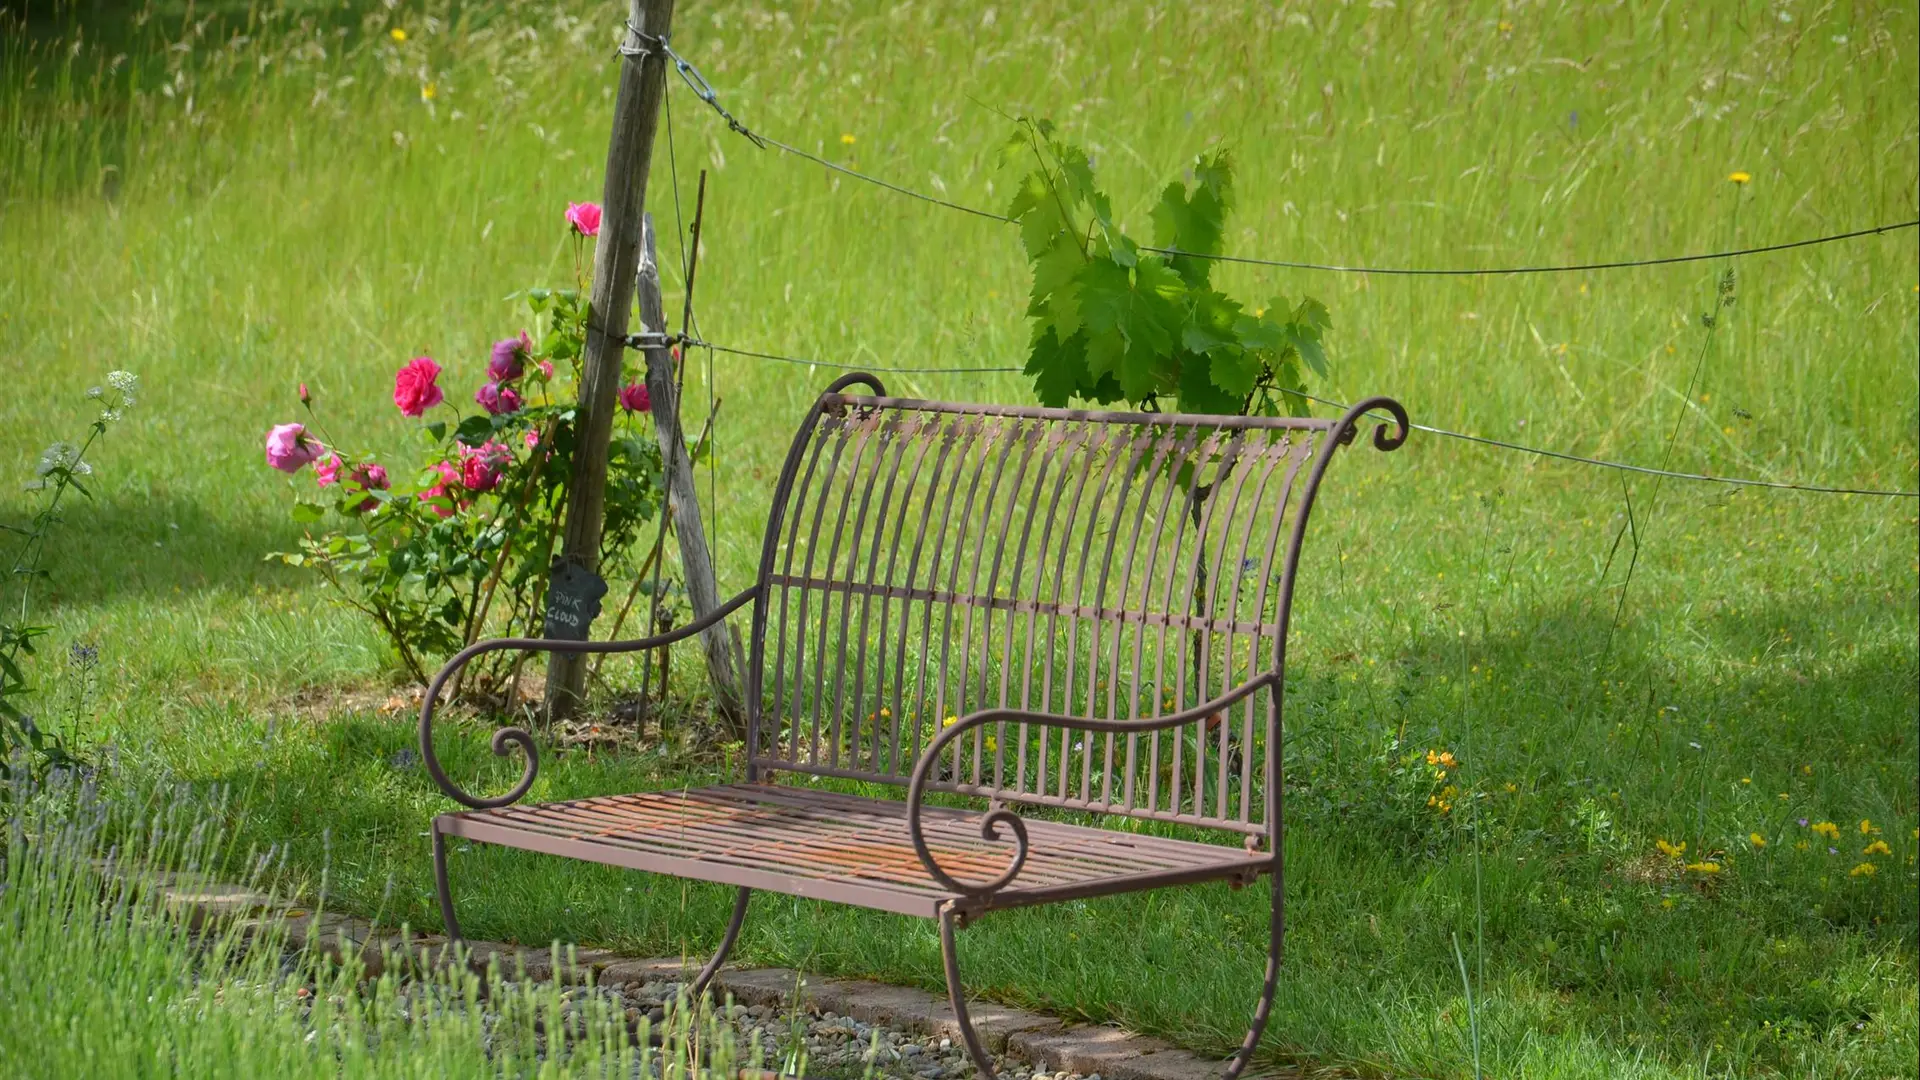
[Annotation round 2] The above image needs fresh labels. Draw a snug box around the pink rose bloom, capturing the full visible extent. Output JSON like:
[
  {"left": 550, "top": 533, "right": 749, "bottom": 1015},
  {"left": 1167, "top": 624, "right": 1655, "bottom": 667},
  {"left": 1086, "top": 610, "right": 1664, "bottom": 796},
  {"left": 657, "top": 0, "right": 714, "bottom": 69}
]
[
  {"left": 565, "top": 201, "right": 602, "bottom": 237},
  {"left": 348, "top": 462, "right": 390, "bottom": 512},
  {"left": 352, "top": 462, "right": 390, "bottom": 491},
  {"left": 474, "top": 380, "right": 522, "bottom": 416},
  {"left": 488, "top": 330, "right": 532, "bottom": 382},
  {"left": 535, "top": 359, "right": 554, "bottom": 380},
  {"left": 421, "top": 460, "right": 462, "bottom": 518},
  {"left": 264, "top": 423, "right": 323, "bottom": 473},
  {"left": 314, "top": 452, "right": 344, "bottom": 486},
  {"left": 460, "top": 441, "right": 511, "bottom": 493},
  {"left": 393, "top": 356, "right": 445, "bottom": 417},
  {"left": 523, "top": 428, "right": 541, "bottom": 450},
  {"left": 618, "top": 382, "right": 651, "bottom": 413},
  {"left": 298, "top": 382, "right": 312, "bottom": 406}
]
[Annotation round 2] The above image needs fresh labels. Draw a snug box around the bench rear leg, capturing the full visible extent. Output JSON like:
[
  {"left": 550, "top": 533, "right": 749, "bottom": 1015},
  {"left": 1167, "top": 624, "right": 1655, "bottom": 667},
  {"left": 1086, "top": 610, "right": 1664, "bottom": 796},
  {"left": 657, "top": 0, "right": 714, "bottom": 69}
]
[
  {"left": 939, "top": 903, "right": 998, "bottom": 1080},
  {"left": 1224, "top": 874, "right": 1284, "bottom": 1079},
  {"left": 432, "top": 822, "right": 463, "bottom": 942},
  {"left": 689, "top": 886, "right": 752, "bottom": 999}
]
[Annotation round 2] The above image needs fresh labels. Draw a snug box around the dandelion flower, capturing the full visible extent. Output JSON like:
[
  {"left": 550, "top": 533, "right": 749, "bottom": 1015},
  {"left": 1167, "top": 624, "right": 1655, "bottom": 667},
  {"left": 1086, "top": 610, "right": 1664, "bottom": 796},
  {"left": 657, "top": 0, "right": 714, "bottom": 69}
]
[
  {"left": 840, "top": 133, "right": 856, "bottom": 146},
  {"left": 390, "top": 27, "right": 407, "bottom": 42},
  {"left": 1849, "top": 862, "right": 1876, "bottom": 877},
  {"left": 1863, "top": 840, "right": 1891, "bottom": 856},
  {"left": 1749, "top": 833, "right": 1767, "bottom": 849},
  {"left": 1727, "top": 171, "right": 1751, "bottom": 184}
]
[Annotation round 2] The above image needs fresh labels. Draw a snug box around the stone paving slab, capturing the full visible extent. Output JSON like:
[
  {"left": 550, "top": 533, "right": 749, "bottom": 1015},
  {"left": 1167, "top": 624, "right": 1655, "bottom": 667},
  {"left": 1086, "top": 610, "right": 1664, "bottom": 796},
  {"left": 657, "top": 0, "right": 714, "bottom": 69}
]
[
  {"left": 150, "top": 876, "right": 1273, "bottom": 1080},
  {"left": 801, "top": 978, "right": 1063, "bottom": 1054},
  {"left": 1009, "top": 1025, "right": 1170, "bottom": 1073}
]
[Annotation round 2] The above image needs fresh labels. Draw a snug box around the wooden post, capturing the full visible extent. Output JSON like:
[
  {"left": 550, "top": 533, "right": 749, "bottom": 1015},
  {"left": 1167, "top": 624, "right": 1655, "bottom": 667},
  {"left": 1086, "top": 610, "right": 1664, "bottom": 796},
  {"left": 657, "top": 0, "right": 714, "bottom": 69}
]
[
  {"left": 545, "top": 0, "right": 676, "bottom": 720},
  {"left": 636, "top": 214, "right": 748, "bottom": 737}
]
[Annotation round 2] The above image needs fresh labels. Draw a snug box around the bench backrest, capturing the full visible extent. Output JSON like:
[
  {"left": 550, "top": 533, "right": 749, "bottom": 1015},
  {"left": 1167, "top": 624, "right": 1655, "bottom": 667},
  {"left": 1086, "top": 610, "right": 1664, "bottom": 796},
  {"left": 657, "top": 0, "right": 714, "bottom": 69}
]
[{"left": 745, "top": 375, "right": 1405, "bottom": 842}]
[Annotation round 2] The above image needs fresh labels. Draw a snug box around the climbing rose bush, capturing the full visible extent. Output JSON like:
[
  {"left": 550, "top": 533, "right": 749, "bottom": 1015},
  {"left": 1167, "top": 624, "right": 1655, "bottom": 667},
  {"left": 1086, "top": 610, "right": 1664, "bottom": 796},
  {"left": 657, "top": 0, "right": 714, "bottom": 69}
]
[{"left": 267, "top": 212, "right": 664, "bottom": 684}]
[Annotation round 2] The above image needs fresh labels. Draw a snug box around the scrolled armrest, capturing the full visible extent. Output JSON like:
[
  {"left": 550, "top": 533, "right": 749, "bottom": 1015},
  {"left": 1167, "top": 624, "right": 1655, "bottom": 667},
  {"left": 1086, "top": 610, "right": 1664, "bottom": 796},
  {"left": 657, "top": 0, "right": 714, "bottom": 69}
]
[
  {"left": 417, "top": 585, "right": 758, "bottom": 810},
  {"left": 905, "top": 671, "right": 1278, "bottom": 898}
]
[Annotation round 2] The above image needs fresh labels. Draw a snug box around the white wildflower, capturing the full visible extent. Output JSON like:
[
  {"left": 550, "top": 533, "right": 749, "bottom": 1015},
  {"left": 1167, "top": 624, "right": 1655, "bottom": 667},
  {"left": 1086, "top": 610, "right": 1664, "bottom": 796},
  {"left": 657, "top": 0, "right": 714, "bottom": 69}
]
[
  {"left": 26, "top": 442, "right": 92, "bottom": 489},
  {"left": 35, "top": 442, "right": 89, "bottom": 477},
  {"left": 106, "top": 370, "right": 139, "bottom": 408}
]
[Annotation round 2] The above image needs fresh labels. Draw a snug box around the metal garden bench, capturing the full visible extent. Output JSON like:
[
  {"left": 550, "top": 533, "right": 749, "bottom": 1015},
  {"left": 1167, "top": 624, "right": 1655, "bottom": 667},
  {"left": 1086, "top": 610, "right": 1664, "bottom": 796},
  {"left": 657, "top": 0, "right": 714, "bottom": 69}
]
[{"left": 420, "top": 374, "right": 1409, "bottom": 1079}]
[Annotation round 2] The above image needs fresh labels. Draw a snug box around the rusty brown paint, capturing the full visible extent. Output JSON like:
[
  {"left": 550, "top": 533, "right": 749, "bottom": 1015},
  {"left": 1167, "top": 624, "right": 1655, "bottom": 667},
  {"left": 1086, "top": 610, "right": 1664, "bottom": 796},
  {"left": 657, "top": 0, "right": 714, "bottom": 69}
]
[{"left": 419, "top": 375, "right": 1410, "bottom": 1080}]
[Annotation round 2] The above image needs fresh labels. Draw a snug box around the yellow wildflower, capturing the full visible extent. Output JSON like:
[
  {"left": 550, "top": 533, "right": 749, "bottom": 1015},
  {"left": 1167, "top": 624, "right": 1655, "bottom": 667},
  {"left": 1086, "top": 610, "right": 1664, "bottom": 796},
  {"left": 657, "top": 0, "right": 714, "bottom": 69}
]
[
  {"left": 1849, "top": 862, "right": 1876, "bottom": 877},
  {"left": 390, "top": 27, "right": 407, "bottom": 42},
  {"left": 1728, "top": 171, "right": 1751, "bottom": 184},
  {"left": 1795, "top": 840, "right": 1810, "bottom": 851},
  {"left": 421, "top": 82, "right": 437, "bottom": 101},
  {"left": 840, "top": 133, "right": 856, "bottom": 146},
  {"left": 1863, "top": 840, "right": 1891, "bottom": 856},
  {"left": 1656, "top": 838, "right": 1687, "bottom": 859},
  {"left": 1661, "top": 897, "right": 1675, "bottom": 909},
  {"left": 942, "top": 715, "right": 958, "bottom": 727},
  {"left": 1684, "top": 862, "right": 1721, "bottom": 874},
  {"left": 1749, "top": 833, "right": 1767, "bottom": 849},
  {"left": 1497, "top": 20, "right": 1513, "bottom": 32},
  {"left": 1740, "top": 777, "right": 1751, "bottom": 784},
  {"left": 1810, "top": 821, "right": 1840, "bottom": 841},
  {"left": 1801, "top": 764, "right": 1812, "bottom": 775},
  {"left": 1859, "top": 818, "right": 1877, "bottom": 835}
]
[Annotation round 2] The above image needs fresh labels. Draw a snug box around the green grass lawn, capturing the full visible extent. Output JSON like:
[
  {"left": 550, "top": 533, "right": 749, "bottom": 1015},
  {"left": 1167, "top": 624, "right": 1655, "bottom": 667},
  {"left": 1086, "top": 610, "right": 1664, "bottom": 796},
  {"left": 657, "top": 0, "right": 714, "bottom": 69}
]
[
  {"left": 0, "top": 784, "right": 756, "bottom": 1078},
  {"left": 4, "top": 1, "right": 1916, "bottom": 1077}
]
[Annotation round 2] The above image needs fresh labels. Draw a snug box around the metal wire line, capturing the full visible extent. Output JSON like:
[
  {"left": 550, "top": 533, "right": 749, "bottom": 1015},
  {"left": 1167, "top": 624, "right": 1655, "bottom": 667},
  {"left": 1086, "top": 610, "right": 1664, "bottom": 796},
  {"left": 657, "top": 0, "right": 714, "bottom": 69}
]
[
  {"left": 653, "top": 39, "right": 1919, "bottom": 274},
  {"left": 1142, "top": 221, "right": 1919, "bottom": 275},
  {"left": 678, "top": 337, "right": 1916, "bottom": 498},
  {"left": 699, "top": 340, "right": 1025, "bottom": 375},
  {"left": 1293, "top": 392, "right": 1917, "bottom": 499}
]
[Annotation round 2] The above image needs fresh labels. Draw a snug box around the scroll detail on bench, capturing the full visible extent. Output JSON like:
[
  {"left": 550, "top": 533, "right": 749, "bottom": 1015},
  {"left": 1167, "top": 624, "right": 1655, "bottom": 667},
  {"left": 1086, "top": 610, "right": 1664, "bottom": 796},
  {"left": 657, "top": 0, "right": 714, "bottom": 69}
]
[{"left": 420, "top": 373, "right": 1409, "bottom": 1080}]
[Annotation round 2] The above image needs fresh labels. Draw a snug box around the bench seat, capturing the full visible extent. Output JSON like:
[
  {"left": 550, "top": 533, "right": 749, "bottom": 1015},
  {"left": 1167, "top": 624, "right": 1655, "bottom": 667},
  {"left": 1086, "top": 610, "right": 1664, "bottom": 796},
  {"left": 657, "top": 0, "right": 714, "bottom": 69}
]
[
  {"left": 438, "top": 783, "right": 1268, "bottom": 920},
  {"left": 422, "top": 378, "right": 1411, "bottom": 1078}
]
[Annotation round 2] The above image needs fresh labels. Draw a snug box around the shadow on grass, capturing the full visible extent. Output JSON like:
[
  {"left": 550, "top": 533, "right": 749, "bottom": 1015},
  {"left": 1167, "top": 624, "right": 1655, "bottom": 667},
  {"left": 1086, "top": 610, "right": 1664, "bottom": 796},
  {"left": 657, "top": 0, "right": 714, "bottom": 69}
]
[
  {"left": 29, "top": 491, "right": 303, "bottom": 606},
  {"left": 150, "top": 581, "right": 1915, "bottom": 1079}
]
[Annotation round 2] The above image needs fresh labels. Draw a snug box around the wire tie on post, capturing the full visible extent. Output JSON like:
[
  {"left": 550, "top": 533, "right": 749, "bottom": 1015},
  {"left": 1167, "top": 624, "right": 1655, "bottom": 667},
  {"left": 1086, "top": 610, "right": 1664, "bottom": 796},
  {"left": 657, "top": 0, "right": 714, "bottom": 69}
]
[
  {"left": 618, "top": 21, "right": 665, "bottom": 61},
  {"left": 623, "top": 330, "right": 691, "bottom": 352}
]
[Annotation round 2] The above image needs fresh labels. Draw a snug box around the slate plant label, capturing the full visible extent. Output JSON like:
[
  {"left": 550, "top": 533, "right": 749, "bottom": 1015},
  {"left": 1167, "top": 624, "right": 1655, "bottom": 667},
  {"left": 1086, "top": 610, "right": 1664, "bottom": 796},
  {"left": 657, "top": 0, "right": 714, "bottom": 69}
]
[{"left": 544, "top": 560, "right": 609, "bottom": 641}]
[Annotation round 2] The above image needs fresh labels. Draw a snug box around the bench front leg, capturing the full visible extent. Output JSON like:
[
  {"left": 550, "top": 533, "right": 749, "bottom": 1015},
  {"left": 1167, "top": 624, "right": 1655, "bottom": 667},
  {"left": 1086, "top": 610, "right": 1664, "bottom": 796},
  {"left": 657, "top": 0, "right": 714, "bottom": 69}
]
[
  {"left": 417, "top": 585, "right": 758, "bottom": 810},
  {"left": 904, "top": 671, "right": 1279, "bottom": 899}
]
